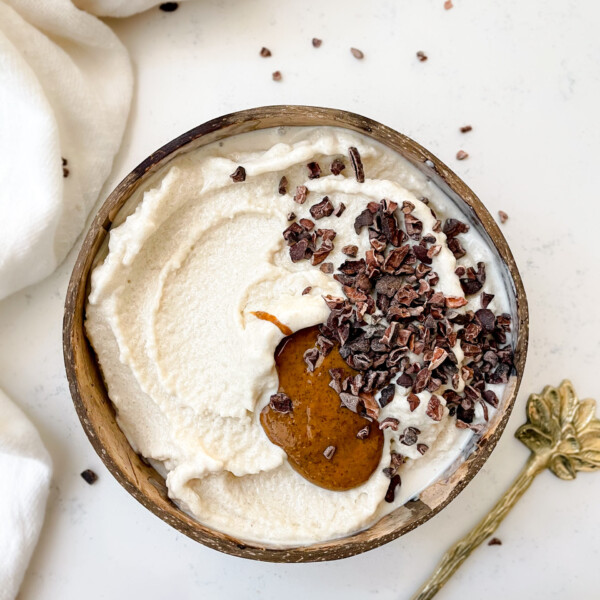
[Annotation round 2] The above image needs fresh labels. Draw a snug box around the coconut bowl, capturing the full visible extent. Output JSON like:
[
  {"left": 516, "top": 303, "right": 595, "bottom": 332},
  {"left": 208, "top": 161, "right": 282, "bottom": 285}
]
[{"left": 63, "top": 105, "right": 529, "bottom": 562}]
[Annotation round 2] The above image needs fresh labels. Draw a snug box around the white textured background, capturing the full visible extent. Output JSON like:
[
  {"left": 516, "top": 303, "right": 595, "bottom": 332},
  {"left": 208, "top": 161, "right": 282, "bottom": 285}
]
[{"left": 1, "top": 1, "right": 599, "bottom": 598}]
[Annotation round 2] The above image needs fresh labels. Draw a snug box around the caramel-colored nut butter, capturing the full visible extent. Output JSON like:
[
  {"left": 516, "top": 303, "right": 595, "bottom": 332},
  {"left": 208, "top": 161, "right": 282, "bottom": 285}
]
[{"left": 261, "top": 326, "right": 384, "bottom": 491}]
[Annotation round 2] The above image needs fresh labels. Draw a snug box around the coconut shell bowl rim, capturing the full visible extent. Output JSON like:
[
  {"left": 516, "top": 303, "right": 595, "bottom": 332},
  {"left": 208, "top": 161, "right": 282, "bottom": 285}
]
[{"left": 63, "top": 105, "right": 529, "bottom": 563}]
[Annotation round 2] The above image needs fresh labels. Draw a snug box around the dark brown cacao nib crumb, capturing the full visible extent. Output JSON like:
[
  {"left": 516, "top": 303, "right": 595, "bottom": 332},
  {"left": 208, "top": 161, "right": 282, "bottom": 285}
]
[
  {"left": 302, "top": 286, "right": 312, "bottom": 295},
  {"left": 350, "top": 47, "right": 364, "bottom": 59},
  {"left": 289, "top": 239, "right": 309, "bottom": 262},
  {"left": 312, "top": 38, "right": 322, "bottom": 48},
  {"left": 230, "top": 166, "right": 246, "bottom": 182},
  {"left": 299, "top": 218, "right": 315, "bottom": 231},
  {"left": 426, "top": 395, "right": 444, "bottom": 421},
  {"left": 330, "top": 158, "right": 346, "bottom": 175},
  {"left": 294, "top": 185, "right": 308, "bottom": 204},
  {"left": 272, "top": 70, "right": 282, "bottom": 81},
  {"left": 416, "top": 50, "right": 428, "bottom": 62},
  {"left": 379, "top": 384, "right": 395, "bottom": 407},
  {"left": 348, "top": 146, "right": 365, "bottom": 183},
  {"left": 384, "top": 474, "right": 401, "bottom": 503},
  {"left": 81, "top": 469, "right": 98, "bottom": 484},
  {"left": 488, "top": 537, "right": 502, "bottom": 546},
  {"left": 307, "top": 161, "right": 321, "bottom": 179},
  {"left": 417, "top": 443, "right": 429, "bottom": 455},
  {"left": 279, "top": 176, "right": 288, "bottom": 195},
  {"left": 269, "top": 392, "right": 293, "bottom": 413},
  {"left": 443, "top": 218, "right": 469, "bottom": 238},
  {"left": 280, "top": 194, "right": 514, "bottom": 438},
  {"left": 481, "top": 292, "right": 495, "bottom": 308},
  {"left": 407, "top": 394, "right": 420, "bottom": 412},
  {"left": 287, "top": 211, "right": 296, "bottom": 221},
  {"left": 334, "top": 202, "right": 346, "bottom": 217},
  {"left": 498, "top": 210, "right": 509, "bottom": 224},
  {"left": 460, "top": 125, "right": 473, "bottom": 133},
  {"left": 400, "top": 426, "right": 420, "bottom": 446},
  {"left": 379, "top": 417, "right": 400, "bottom": 431},
  {"left": 310, "top": 196, "right": 334, "bottom": 219},
  {"left": 260, "top": 47, "right": 272, "bottom": 57}
]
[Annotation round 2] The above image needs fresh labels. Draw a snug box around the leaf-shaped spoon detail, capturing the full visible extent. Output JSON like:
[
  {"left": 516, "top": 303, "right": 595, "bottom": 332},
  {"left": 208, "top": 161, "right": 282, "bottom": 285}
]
[
  {"left": 412, "top": 380, "right": 600, "bottom": 600},
  {"left": 516, "top": 380, "right": 600, "bottom": 479}
]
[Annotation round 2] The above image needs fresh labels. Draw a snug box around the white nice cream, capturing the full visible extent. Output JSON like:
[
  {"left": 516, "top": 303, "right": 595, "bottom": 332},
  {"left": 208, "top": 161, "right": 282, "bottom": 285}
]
[{"left": 86, "top": 126, "right": 511, "bottom": 545}]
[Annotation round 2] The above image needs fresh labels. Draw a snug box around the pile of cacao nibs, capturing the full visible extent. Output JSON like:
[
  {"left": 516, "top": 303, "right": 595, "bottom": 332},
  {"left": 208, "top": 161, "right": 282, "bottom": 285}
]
[{"left": 276, "top": 147, "right": 514, "bottom": 502}]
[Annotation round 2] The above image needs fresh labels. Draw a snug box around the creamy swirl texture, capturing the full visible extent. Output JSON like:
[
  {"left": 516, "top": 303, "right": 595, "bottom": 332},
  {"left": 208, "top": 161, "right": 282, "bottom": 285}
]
[{"left": 86, "top": 126, "right": 510, "bottom": 545}]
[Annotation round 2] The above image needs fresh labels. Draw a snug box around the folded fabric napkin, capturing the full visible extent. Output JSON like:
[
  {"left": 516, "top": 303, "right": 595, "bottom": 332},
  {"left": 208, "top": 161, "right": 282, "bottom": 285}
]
[
  {"left": 0, "top": 0, "right": 184, "bottom": 596},
  {"left": 0, "top": 389, "right": 52, "bottom": 600}
]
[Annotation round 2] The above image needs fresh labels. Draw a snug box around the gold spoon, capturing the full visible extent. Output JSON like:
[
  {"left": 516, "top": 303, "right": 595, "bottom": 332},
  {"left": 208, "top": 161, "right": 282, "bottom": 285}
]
[{"left": 412, "top": 380, "right": 600, "bottom": 600}]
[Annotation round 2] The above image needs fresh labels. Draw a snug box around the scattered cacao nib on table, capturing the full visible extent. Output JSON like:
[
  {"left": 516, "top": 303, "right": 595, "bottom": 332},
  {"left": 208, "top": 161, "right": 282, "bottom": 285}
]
[
  {"left": 416, "top": 51, "right": 428, "bottom": 62},
  {"left": 272, "top": 70, "right": 282, "bottom": 81},
  {"left": 460, "top": 125, "right": 473, "bottom": 133},
  {"left": 498, "top": 210, "right": 509, "bottom": 224},
  {"left": 488, "top": 537, "right": 502, "bottom": 546},
  {"left": 350, "top": 47, "right": 364, "bottom": 60},
  {"left": 260, "top": 47, "right": 272, "bottom": 57},
  {"left": 456, "top": 150, "right": 469, "bottom": 160},
  {"left": 312, "top": 38, "right": 322, "bottom": 48},
  {"left": 80, "top": 469, "right": 98, "bottom": 485},
  {"left": 444, "top": 0, "right": 453, "bottom": 9}
]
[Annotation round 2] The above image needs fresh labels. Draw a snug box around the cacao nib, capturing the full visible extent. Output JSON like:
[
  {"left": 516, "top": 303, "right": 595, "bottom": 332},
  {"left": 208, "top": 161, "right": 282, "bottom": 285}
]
[
  {"left": 385, "top": 474, "right": 401, "bottom": 503},
  {"left": 379, "top": 384, "right": 396, "bottom": 407},
  {"left": 279, "top": 176, "right": 288, "bottom": 195},
  {"left": 310, "top": 196, "right": 335, "bottom": 220},
  {"left": 330, "top": 158, "right": 346, "bottom": 175},
  {"left": 354, "top": 207, "right": 374, "bottom": 233},
  {"left": 230, "top": 166, "right": 246, "bottom": 182},
  {"left": 294, "top": 185, "right": 308, "bottom": 204},
  {"left": 334, "top": 202, "right": 346, "bottom": 217},
  {"left": 323, "top": 445, "right": 336, "bottom": 460},
  {"left": 289, "top": 239, "right": 309, "bottom": 262},
  {"left": 407, "top": 393, "right": 420, "bottom": 412},
  {"left": 379, "top": 417, "right": 400, "bottom": 431},
  {"left": 269, "top": 393, "right": 293, "bottom": 413},
  {"left": 349, "top": 146, "right": 365, "bottom": 182},
  {"left": 307, "top": 161, "right": 321, "bottom": 179},
  {"left": 426, "top": 395, "right": 444, "bottom": 421},
  {"left": 443, "top": 218, "right": 469, "bottom": 238},
  {"left": 356, "top": 424, "right": 370, "bottom": 439},
  {"left": 400, "top": 426, "right": 420, "bottom": 446}
]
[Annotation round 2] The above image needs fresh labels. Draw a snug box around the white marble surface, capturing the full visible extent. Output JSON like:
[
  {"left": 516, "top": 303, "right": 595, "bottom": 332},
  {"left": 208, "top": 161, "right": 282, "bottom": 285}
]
[{"left": 2, "top": 0, "right": 600, "bottom": 598}]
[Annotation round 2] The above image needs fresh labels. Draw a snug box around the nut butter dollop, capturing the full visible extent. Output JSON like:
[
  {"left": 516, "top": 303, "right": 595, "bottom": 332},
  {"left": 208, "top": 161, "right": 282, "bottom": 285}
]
[{"left": 261, "top": 326, "right": 384, "bottom": 491}]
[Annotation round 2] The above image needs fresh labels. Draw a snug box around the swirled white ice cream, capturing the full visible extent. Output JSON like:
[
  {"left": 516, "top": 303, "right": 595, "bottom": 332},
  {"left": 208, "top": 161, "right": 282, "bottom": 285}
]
[{"left": 86, "top": 126, "right": 510, "bottom": 545}]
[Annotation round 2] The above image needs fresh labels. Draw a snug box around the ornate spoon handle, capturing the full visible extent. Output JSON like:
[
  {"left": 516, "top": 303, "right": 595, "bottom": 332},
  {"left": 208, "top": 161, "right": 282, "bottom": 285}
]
[
  {"left": 411, "top": 455, "right": 544, "bottom": 600},
  {"left": 412, "top": 380, "right": 600, "bottom": 600}
]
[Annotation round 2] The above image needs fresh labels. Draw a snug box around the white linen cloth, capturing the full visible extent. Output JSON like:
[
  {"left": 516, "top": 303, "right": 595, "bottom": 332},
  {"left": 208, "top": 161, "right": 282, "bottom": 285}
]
[
  {"left": 0, "top": 0, "right": 184, "bottom": 596},
  {"left": 0, "top": 389, "right": 52, "bottom": 600},
  {"left": 0, "top": 0, "right": 133, "bottom": 300}
]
